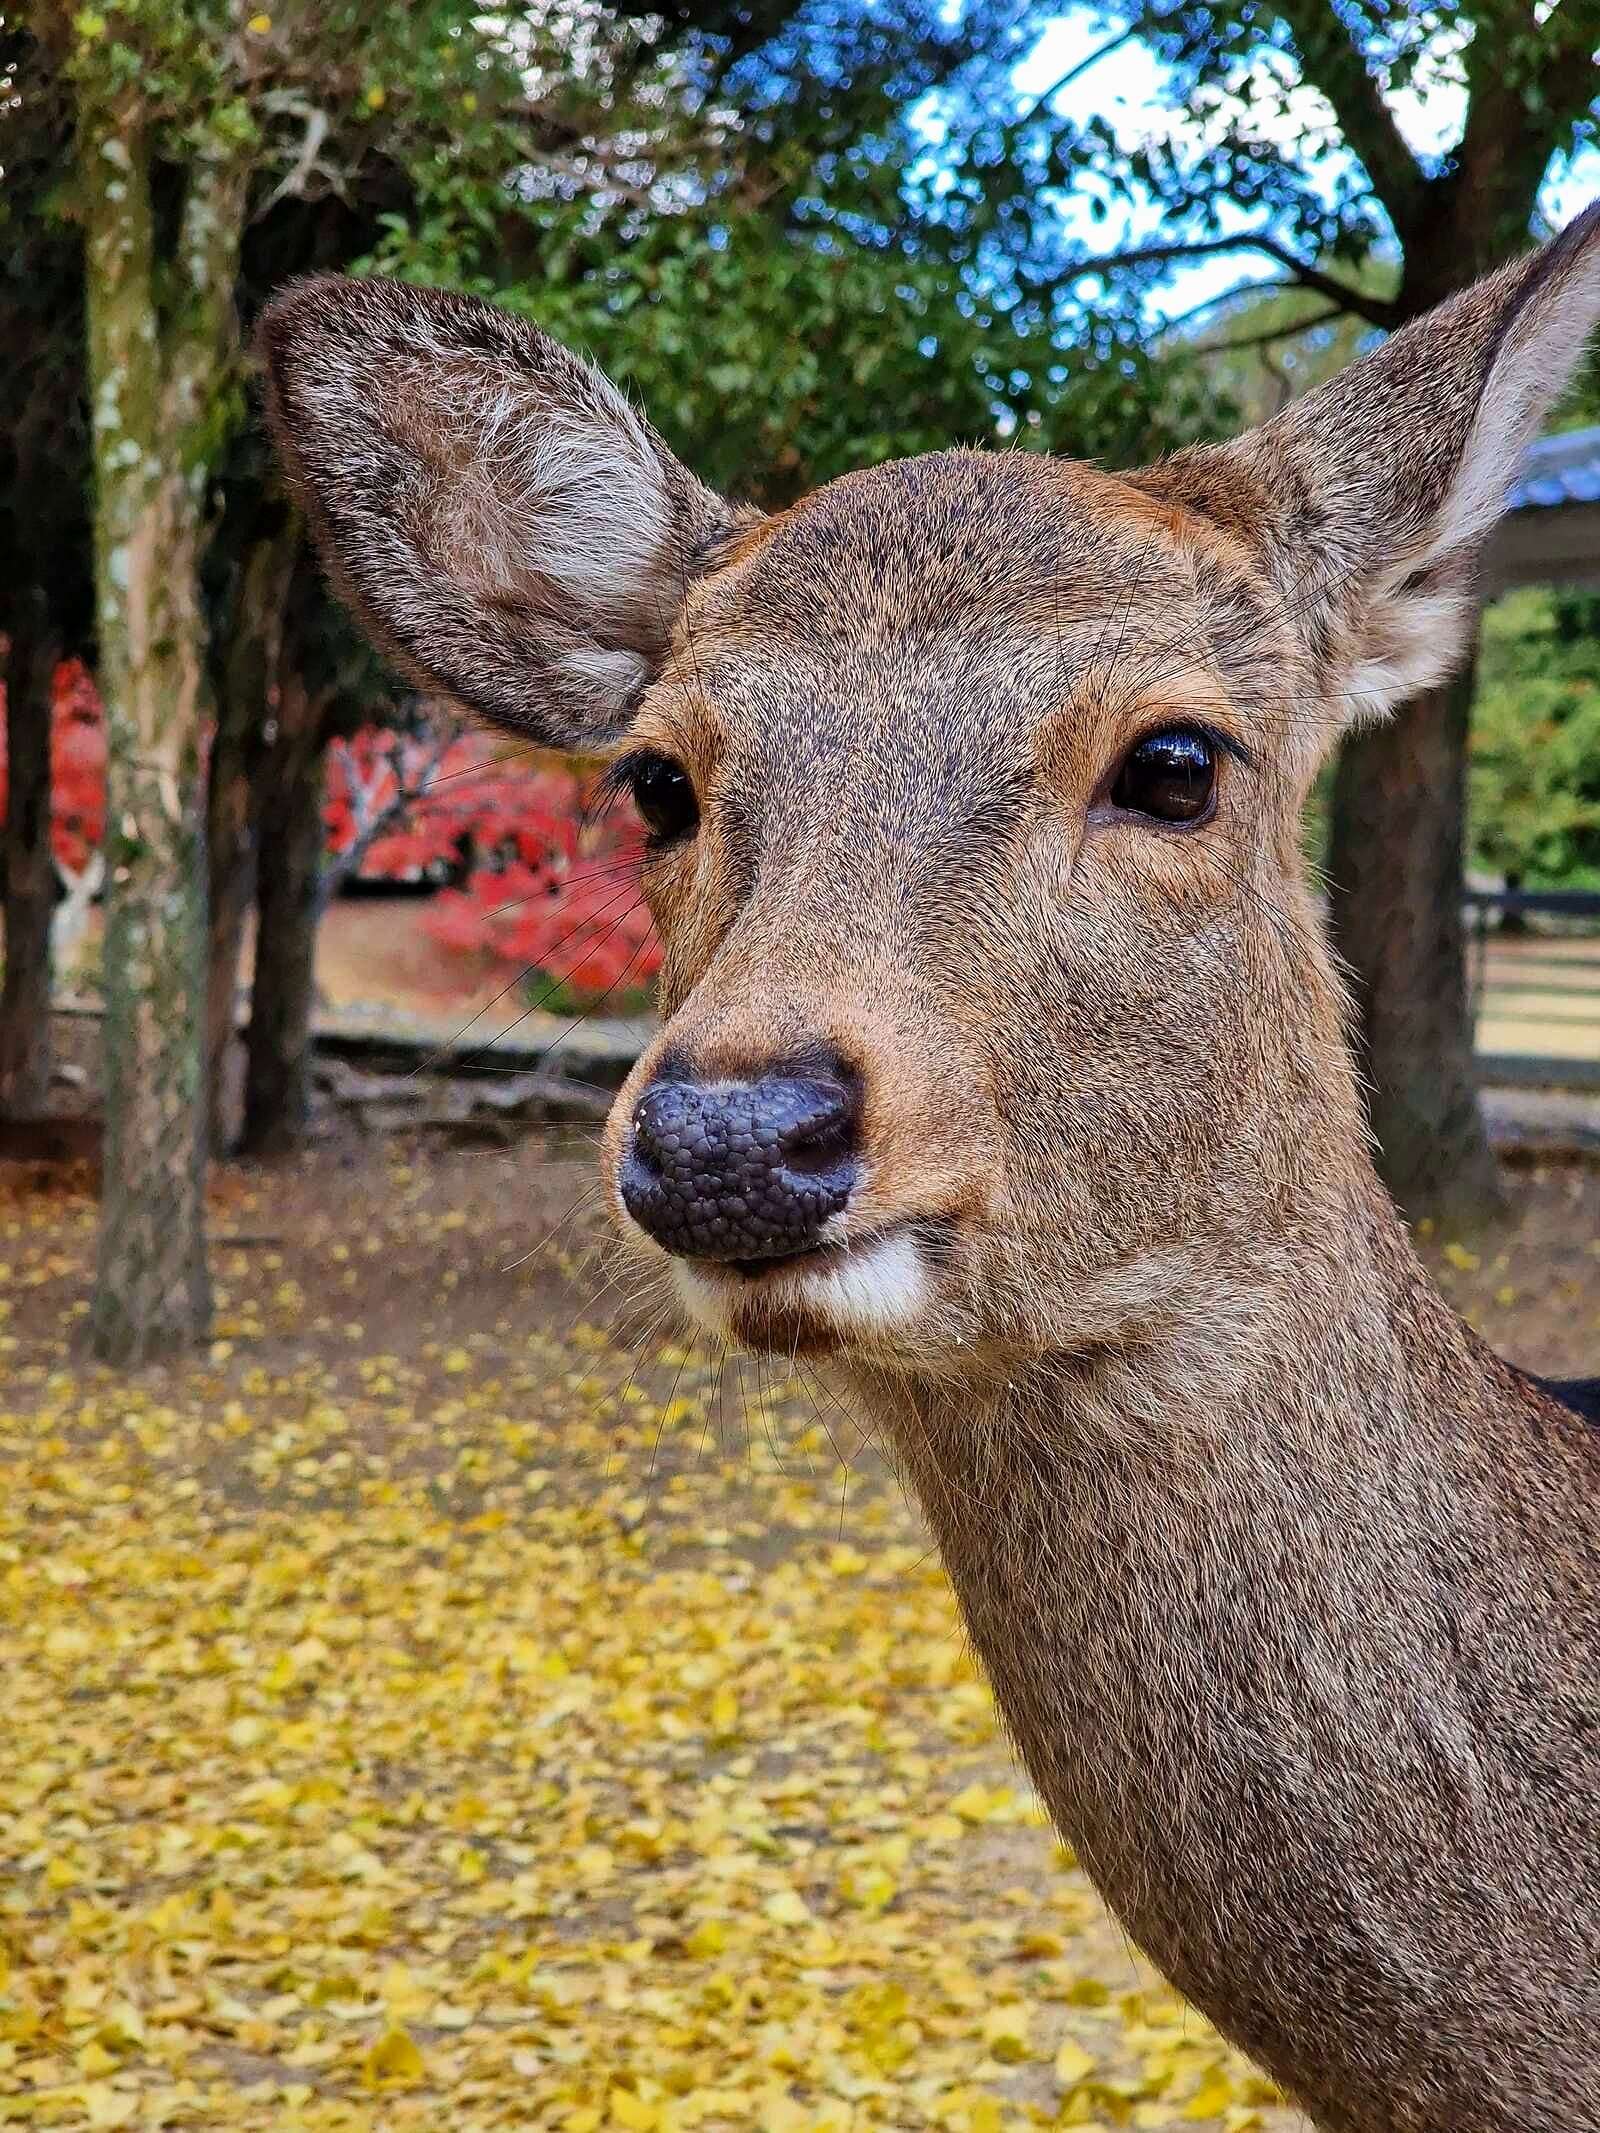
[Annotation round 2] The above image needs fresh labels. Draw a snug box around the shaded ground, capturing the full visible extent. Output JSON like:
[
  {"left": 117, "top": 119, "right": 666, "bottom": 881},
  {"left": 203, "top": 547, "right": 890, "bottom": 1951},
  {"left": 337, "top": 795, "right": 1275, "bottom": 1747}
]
[
  {"left": 2, "top": 1139, "right": 1598, "bottom": 2131},
  {"left": 314, "top": 895, "right": 493, "bottom": 1021}
]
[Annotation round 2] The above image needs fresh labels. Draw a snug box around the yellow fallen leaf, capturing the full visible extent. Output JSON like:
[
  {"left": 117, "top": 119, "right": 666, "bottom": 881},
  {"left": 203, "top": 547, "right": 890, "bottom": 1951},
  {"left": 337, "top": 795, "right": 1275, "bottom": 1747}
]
[
  {"left": 1183, "top": 2068, "right": 1236, "bottom": 2119},
  {"left": 1055, "top": 2038, "right": 1096, "bottom": 2088},
  {"left": 983, "top": 2003, "right": 1031, "bottom": 2062},
  {"left": 685, "top": 1917, "right": 727, "bottom": 1958},
  {"left": 82, "top": 2089, "right": 137, "bottom": 2130},
  {"left": 1063, "top": 1976, "right": 1110, "bottom": 2007},
  {"left": 610, "top": 2089, "right": 659, "bottom": 2130},
  {"left": 362, "top": 2024, "right": 425, "bottom": 2088},
  {"left": 838, "top": 1861, "right": 896, "bottom": 1911}
]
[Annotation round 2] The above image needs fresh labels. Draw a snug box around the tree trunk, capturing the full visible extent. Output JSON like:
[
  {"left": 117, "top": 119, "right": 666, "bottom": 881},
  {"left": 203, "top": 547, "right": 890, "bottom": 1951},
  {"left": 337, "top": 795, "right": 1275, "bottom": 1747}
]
[
  {"left": 241, "top": 673, "right": 327, "bottom": 1155},
  {"left": 1326, "top": 651, "right": 1501, "bottom": 1232},
  {"left": 205, "top": 528, "right": 296, "bottom": 1146},
  {"left": 80, "top": 108, "right": 243, "bottom": 1361},
  {"left": 0, "top": 588, "right": 57, "bottom": 1118},
  {"left": 205, "top": 793, "right": 255, "bottom": 1150}
]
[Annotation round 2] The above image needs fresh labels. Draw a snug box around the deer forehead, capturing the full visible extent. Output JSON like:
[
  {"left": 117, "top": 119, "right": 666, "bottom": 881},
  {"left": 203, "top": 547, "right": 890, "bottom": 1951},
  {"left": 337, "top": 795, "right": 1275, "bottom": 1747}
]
[
  {"left": 647, "top": 448, "right": 1273, "bottom": 780},
  {"left": 704, "top": 447, "right": 1233, "bottom": 629}
]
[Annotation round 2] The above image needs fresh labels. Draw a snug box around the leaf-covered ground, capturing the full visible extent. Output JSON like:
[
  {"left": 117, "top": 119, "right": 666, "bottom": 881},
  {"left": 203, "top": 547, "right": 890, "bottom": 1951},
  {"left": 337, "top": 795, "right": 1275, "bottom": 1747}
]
[{"left": 6, "top": 1138, "right": 1596, "bottom": 2133}]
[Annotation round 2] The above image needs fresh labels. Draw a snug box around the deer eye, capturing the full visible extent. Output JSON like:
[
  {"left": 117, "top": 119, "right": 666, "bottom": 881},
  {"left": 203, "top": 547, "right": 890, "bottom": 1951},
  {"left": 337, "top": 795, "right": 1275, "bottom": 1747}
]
[
  {"left": 626, "top": 752, "right": 699, "bottom": 844},
  {"left": 1109, "top": 728, "right": 1217, "bottom": 825}
]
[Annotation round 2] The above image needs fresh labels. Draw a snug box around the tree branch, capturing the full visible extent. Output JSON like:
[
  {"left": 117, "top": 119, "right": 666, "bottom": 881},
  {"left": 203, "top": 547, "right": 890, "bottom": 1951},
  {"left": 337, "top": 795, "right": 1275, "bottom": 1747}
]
[
  {"left": 319, "top": 711, "right": 457, "bottom": 912},
  {"left": 1010, "top": 25, "right": 1144, "bottom": 131},
  {"left": 1271, "top": 0, "right": 1426, "bottom": 232},
  {"left": 1067, "top": 233, "right": 1397, "bottom": 330},
  {"left": 1195, "top": 301, "right": 1343, "bottom": 356},
  {"left": 1155, "top": 276, "right": 1298, "bottom": 339}
]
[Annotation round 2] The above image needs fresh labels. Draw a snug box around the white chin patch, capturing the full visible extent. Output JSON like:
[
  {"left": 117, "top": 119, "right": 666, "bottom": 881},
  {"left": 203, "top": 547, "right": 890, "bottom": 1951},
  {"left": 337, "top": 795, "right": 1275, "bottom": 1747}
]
[{"left": 671, "top": 1230, "right": 928, "bottom": 1345}]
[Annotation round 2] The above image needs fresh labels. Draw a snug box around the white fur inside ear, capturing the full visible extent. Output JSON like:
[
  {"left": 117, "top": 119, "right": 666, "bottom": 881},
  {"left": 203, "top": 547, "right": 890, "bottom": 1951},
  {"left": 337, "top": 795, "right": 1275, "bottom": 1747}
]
[
  {"left": 1342, "top": 577, "right": 1478, "bottom": 724},
  {"left": 1344, "top": 215, "right": 1600, "bottom": 719},
  {"left": 1430, "top": 238, "right": 1600, "bottom": 568},
  {"left": 558, "top": 645, "right": 654, "bottom": 708},
  {"left": 1262, "top": 206, "right": 1600, "bottom": 729},
  {"left": 427, "top": 364, "right": 675, "bottom": 626},
  {"left": 500, "top": 408, "right": 672, "bottom": 617}
]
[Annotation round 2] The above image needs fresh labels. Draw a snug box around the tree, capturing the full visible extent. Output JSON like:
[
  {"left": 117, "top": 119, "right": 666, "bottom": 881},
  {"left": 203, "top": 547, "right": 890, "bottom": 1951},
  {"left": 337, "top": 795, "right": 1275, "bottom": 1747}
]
[
  {"left": 21, "top": 0, "right": 695, "bottom": 1352},
  {"left": 239, "top": 637, "right": 331, "bottom": 1153},
  {"left": 952, "top": 0, "right": 1599, "bottom": 1224},
  {"left": 203, "top": 145, "right": 443, "bottom": 1150},
  {"left": 328, "top": 721, "right": 662, "bottom": 1002},
  {"left": 203, "top": 503, "right": 297, "bottom": 1145},
  {"left": 51, "top": 5, "right": 251, "bottom": 1358},
  {"left": 0, "top": 26, "right": 90, "bottom": 1120},
  {"left": 0, "top": 601, "right": 61, "bottom": 1119}
]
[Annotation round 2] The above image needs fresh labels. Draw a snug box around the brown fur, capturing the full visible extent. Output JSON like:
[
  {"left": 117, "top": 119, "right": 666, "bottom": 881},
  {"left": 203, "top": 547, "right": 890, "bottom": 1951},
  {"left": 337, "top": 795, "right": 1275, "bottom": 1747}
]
[{"left": 262, "top": 202, "right": 1600, "bottom": 2132}]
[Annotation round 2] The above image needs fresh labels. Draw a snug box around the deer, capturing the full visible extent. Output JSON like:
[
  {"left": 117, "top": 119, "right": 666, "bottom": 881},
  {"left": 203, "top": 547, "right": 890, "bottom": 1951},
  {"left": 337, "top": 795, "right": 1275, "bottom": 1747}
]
[{"left": 261, "top": 200, "right": 1600, "bottom": 2133}]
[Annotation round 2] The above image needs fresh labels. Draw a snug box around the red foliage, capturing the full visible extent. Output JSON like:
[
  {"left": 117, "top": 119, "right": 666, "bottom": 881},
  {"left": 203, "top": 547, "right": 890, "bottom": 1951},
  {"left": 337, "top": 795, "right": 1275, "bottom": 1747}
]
[
  {"left": 0, "top": 664, "right": 657, "bottom": 1006},
  {"left": 324, "top": 726, "right": 469, "bottom": 881},
  {"left": 328, "top": 724, "right": 660, "bottom": 1003},
  {"left": 0, "top": 659, "right": 108, "bottom": 879}
]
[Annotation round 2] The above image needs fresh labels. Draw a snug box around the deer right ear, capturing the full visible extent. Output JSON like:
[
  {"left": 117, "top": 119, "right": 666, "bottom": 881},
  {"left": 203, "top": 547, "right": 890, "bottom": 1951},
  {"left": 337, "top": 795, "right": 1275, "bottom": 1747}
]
[
  {"left": 1137, "top": 201, "right": 1600, "bottom": 737},
  {"left": 259, "top": 276, "right": 751, "bottom": 748}
]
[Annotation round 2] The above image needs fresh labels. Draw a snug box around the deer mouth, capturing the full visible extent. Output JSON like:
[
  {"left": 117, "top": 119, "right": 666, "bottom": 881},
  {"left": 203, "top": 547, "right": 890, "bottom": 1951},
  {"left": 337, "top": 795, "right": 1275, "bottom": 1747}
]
[{"left": 671, "top": 1222, "right": 932, "bottom": 1354}]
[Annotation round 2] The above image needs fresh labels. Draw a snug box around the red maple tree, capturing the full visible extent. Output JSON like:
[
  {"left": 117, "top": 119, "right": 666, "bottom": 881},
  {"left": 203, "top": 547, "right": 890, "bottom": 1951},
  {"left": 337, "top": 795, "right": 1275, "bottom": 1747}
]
[
  {"left": 324, "top": 721, "right": 660, "bottom": 1003},
  {"left": 1, "top": 667, "right": 657, "bottom": 1008},
  {"left": 0, "top": 657, "right": 108, "bottom": 880}
]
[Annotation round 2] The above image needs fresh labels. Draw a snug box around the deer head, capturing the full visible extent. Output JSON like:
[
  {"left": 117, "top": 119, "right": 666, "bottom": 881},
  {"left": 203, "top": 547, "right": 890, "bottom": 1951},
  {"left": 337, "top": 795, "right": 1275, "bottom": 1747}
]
[{"left": 262, "top": 207, "right": 1600, "bottom": 1380}]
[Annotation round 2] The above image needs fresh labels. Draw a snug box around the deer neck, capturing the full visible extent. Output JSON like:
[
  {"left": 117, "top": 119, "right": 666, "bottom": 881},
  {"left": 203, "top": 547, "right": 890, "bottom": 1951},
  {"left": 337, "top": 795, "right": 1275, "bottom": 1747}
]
[{"left": 857, "top": 1175, "right": 1600, "bottom": 2133}]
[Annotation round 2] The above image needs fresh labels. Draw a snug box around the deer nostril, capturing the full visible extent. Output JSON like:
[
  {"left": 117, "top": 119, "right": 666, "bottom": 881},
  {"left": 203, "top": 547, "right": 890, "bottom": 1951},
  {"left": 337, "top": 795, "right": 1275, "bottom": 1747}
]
[
  {"left": 620, "top": 1068, "right": 859, "bottom": 1263},
  {"left": 778, "top": 1102, "right": 855, "bottom": 1175}
]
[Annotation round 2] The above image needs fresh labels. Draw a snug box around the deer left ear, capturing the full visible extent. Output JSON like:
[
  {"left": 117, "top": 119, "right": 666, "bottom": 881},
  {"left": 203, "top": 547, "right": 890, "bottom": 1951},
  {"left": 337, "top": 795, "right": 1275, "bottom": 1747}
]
[
  {"left": 1138, "top": 200, "right": 1600, "bottom": 730},
  {"left": 260, "top": 275, "right": 755, "bottom": 750}
]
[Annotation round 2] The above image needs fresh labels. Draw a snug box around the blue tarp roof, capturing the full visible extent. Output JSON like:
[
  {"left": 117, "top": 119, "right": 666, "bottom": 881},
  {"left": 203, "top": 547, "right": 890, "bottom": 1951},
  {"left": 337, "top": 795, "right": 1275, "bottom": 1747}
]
[{"left": 1507, "top": 426, "right": 1600, "bottom": 512}]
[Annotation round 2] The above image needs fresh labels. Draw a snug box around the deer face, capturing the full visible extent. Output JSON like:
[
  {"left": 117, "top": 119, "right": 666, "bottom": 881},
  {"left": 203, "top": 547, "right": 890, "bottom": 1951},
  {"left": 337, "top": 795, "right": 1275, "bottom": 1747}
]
[
  {"left": 263, "top": 207, "right": 1600, "bottom": 1370},
  {"left": 590, "top": 448, "right": 1336, "bottom": 1369}
]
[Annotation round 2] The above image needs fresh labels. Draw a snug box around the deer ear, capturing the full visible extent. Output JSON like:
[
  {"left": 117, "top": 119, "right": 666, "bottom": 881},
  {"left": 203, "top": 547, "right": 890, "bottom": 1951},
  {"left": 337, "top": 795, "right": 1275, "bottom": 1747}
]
[
  {"left": 1139, "top": 202, "right": 1600, "bottom": 728},
  {"left": 260, "top": 275, "right": 751, "bottom": 748}
]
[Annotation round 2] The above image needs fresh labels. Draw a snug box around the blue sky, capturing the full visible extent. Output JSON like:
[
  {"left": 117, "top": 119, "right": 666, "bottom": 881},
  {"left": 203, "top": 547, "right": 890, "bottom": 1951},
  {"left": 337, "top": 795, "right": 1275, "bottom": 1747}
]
[{"left": 1007, "top": 7, "right": 1600, "bottom": 325}]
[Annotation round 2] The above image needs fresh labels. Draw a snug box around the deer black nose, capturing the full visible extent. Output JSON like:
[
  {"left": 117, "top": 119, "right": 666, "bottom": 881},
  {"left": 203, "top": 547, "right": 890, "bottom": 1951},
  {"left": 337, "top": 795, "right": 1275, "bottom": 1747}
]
[{"left": 619, "top": 1065, "right": 859, "bottom": 1263}]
